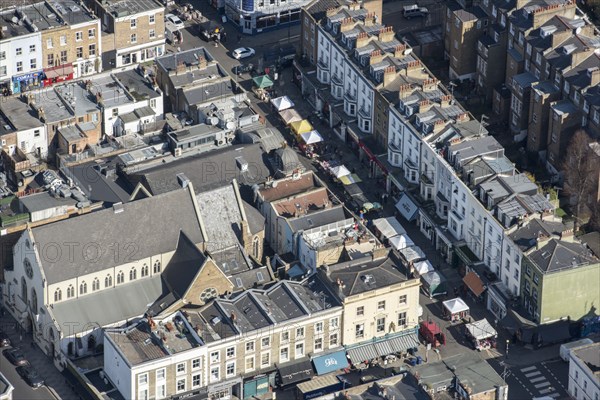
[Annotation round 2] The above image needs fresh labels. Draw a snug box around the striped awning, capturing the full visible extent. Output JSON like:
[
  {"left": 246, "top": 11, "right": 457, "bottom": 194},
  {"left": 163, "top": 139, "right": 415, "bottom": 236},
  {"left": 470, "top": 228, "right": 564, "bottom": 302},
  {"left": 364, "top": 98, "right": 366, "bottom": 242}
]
[
  {"left": 388, "top": 333, "right": 420, "bottom": 353},
  {"left": 346, "top": 344, "right": 378, "bottom": 364},
  {"left": 374, "top": 340, "right": 394, "bottom": 356}
]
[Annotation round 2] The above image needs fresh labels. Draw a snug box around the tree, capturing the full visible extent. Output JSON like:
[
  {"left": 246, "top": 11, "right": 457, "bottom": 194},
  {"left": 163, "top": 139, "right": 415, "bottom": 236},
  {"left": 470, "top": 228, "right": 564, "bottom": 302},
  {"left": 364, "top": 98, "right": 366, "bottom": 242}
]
[{"left": 561, "top": 130, "right": 596, "bottom": 232}]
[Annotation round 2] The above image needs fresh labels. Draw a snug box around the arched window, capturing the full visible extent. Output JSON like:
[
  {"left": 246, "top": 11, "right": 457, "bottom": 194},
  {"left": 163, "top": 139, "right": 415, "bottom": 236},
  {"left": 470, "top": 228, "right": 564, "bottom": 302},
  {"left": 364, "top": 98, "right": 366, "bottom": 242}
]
[
  {"left": 31, "top": 288, "right": 38, "bottom": 312},
  {"left": 80, "top": 281, "right": 87, "bottom": 295},
  {"left": 67, "top": 285, "right": 75, "bottom": 298},
  {"left": 141, "top": 264, "right": 149, "bottom": 277},
  {"left": 129, "top": 268, "right": 136, "bottom": 281},
  {"left": 253, "top": 236, "right": 260, "bottom": 258},
  {"left": 105, "top": 275, "right": 112, "bottom": 288},
  {"left": 92, "top": 278, "right": 100, "bottom": 291},
  {"left": 117, "top": 271, "right": 124, "bottom": 284},
  {"left": 54, "top": 288, "right": 62, "bottom": 302},
  {"left": 21, "top": 277, "right": 28, "bottom": 303},
  {"left": 153, "top": 261, "right": 161, "bottom": 273}
]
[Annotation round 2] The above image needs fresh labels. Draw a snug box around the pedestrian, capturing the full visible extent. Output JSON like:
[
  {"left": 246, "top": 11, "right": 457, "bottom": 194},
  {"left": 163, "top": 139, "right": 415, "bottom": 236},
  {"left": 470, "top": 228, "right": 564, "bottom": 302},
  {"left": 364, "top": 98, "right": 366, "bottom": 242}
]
[
  {"left": 19, "top": 334, "right": 22, "bottom": 342},
  {"left": 222, "top": 32, "right": 227, "bottom": 43}
]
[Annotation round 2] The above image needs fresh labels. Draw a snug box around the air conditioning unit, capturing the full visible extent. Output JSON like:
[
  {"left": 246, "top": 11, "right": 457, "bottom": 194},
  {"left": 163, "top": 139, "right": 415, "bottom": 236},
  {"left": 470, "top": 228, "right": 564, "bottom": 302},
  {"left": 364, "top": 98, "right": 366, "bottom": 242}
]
[{"left": 174, "top": 148, "right": 182, "bottom": 157}]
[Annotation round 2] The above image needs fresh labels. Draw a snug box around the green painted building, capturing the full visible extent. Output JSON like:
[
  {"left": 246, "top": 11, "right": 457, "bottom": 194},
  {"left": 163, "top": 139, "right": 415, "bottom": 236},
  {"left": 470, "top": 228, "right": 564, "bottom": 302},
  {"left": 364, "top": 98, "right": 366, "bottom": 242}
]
[{"left": 521, "top": 239, "right": 600, "bottom": 324}]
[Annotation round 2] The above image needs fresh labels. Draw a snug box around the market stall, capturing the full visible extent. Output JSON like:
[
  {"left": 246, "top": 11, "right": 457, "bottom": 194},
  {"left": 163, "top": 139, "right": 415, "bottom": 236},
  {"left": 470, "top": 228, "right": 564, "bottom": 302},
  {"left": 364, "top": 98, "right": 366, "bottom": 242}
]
[
  {"left": 442, "top": 297, "right": 470, "bottom": 322},
  {"left": 330, "top": 165, "right": 351, "bottom": 178},
  {"left": 290, "top": 119, "right": 314, "bottom": 135},
  {"left": 399, "top": 246, "right": 426, "bottom": 264},
  {"left": 372, "top": 217, "right": 407, "bottom": 242},
  {"left": 413, "top": 260, "right": 434, "bottom": 275},
  {"left": 253, "top": 74, "right": 274, "bottom": 89},
  {"left": 279, "top": 109, "right": 303, "bottom": 125},
  {"left": 465, "top": 319, "right": 497, "bottom": 350},
  {"left": 419, "top": 321, "right": 446, "bottom": 348},
  {"left": 389, "top": 234, "right": 415, "bottom": 251},
  {"left": 271, "top": 95, "right": 295, "bottom": 111},
  {"left": 339, "top": 174, "right": 362, "bottom": 185},
  {"left": 300, "top": 130, "right": 324, "bottom": 144},
  {"left": 420, "top": 270, "right": 448, "bottom": 298}
]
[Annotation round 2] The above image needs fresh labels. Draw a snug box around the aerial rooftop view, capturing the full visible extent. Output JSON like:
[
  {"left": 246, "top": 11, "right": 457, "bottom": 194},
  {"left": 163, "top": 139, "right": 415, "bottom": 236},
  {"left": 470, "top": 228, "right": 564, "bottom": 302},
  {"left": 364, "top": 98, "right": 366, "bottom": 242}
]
[{"left": 1, "top": 0, "right": 600, "bottom": 399}]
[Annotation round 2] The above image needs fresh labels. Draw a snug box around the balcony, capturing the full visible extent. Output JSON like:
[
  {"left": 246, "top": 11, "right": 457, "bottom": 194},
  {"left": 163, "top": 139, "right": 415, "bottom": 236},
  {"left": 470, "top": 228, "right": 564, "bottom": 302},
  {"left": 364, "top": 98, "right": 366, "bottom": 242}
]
[
  {"left": 317, "top": 58, "right": 329, "bottom": 70},
  {"left": 344, "top": 90, "right": 356, "bottom": 103},
  {"left": 331, "top": 74, "right": 343, "bottom": 86},
  {"left": 358, "top": 106, "right": 370, "bottom": 119}
]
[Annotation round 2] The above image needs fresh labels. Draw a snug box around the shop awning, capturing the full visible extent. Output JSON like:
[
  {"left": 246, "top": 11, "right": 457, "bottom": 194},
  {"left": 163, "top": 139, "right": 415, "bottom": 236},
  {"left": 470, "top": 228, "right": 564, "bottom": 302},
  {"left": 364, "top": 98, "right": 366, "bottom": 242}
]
[
  {"left": 279, "top": 109, "right": 303, "bottom": 125},
  {"left": 346, "top": 344, "right": 378, "bottom": 364},
  {"left": 271, "top": 95, "right": 294, "bottom": 111},
  {"left": 45, "top": 64, "right": 74, "bottom": 79},
  {"left": 330, "top": 165, "right": 351, "bottom": 178},
  {"left": 389, "top": 234, "right": 415, "bottom": 251},
  {"left": 312, "top": 351, "right": 349, "bottom": 375},
  {"left": 252, "top": 74, "right": 274, "bottom": 88},
  {"left": 374, "top": 340, "right": 394, "bottom": 356},
  {"left": 399, "top": 246, "right": 426, "bottom": 263},
  {"left": 395, "top": 193, "right": 418, "bottom": 221},
  {"left": 387, "top": 332, "right": 420, "bottom": 353},
  {"left": 442, "top": 297, "right": 470, "bottom": 315},
  {"left": 373, "top": 217, "right": 407, "bottom": 240},
  {"left": 277, "top": 357, "right": 314, "bottom": 386},
  {"left": 339, "top": 173, "right": 362, "bottom": 185},
  {"left": 463, "top": 272, "right": 486, "bottom": 297},
  {"left": 300, "top": 130, "right": 324, "bottom": 144},
  {"left": 465, "top": 319, "right": 497, "bottom": 340},
  {"left": 414, "top": 260, "right": 434, "bottom": 275},
  {"left": 290, "top": 119, "right": 313, "bottom": 135}
]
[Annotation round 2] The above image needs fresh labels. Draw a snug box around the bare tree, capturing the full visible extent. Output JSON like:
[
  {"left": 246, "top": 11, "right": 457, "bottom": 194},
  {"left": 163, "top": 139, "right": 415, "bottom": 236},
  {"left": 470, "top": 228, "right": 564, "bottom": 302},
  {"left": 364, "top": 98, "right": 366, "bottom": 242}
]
[{"left": 562, "top": 130, "right": 596, "bottom": 232}]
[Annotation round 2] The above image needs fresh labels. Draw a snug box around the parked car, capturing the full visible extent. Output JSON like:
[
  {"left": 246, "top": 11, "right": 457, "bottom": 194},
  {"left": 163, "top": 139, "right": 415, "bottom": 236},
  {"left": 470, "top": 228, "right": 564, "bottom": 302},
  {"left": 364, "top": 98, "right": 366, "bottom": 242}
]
[
  {"left": 0, "top": 330, "right": 10, "bottom": 347},
  {"left": 232, "top": 47, "right": 255, "bottom": 60},
  {"left": 198, "top": 21, "right": 223, "bottom": 41},
  {"left": 403, "top": 4, "right": 429, "bottom": 18},
  {"left": 165, "top": 13, "right": 185, "bottom": 29},
  {"left": 3, "top": 348, "right": 28, "bottom": 366},
  {"left": 232, "top": 63, "right": 255, "bottom": 75},
  {"left": 16, "top": 365, "right": 44, "bottom": 388}
]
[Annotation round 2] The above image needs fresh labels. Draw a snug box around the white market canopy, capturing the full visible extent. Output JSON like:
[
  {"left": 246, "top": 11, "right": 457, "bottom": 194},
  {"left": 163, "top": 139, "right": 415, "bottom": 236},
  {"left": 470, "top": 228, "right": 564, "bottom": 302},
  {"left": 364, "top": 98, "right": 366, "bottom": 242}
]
[
  {"left": 465, "top": 319, "right": 497, "bottom": 340},
  {"left": 443, "top": 297, "right": 470, "bottom": 315},
  {"left": 279, "top": 108, "right": 303, "bottom": 124},
  {"left": 414, "top": 260, "right": 435, "bottom": 275},
  {"left": 373, "top": 217, "right": 407, "bottom": 240},
  {"left": 330, "top": 165, "right": 351, "bottom": 178},
  {"left": 399, "top": 246, "right": 426, "bottom": 263},
  {"left": 300, "top": 130, "right": 324, "bottom": 144},
  {"left": 389, "top": 234, "right": 415, "bottom": 250},
  {"left": 271, "top": 96, "right": 295, "bottom": 111}
]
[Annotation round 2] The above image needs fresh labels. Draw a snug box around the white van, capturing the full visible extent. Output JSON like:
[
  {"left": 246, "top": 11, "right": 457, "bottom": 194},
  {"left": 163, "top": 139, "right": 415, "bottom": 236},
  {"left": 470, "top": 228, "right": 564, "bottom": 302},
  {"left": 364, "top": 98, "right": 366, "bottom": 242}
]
[{"left": 403, "top": 4, "right": 429, "bottom": 19}]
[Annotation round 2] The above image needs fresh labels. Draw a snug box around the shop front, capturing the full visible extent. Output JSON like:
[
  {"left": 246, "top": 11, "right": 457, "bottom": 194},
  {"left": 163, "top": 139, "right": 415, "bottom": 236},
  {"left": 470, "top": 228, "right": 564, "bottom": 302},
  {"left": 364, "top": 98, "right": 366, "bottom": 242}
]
[
  {"left": 42, "top": 64, "right": 74, "bottom": 88},
  {"left": 395, "top": 193, "right": 419, "bottom": 222},
  {"left": 208, "top": 377, "right": 243, "bottom": 400},
  {"left": 276, "top": 357, "right": 314, "bottom": 387},
  {"left": 311, "top": 350, "right": 349, "bottom": 376},
  {"left": 11, "top": 71, "right": 45, "bottom": 94},
  {"left": 243, "top": 374, "right": 272, "bottom": 399}
]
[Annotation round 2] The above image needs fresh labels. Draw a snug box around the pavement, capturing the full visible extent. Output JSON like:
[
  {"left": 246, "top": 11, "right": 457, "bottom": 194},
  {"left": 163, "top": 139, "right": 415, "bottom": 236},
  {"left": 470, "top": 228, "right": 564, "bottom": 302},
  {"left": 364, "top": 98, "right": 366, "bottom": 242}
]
[{"left": 0, "top": 310, "right": 80, "bottom": 400}]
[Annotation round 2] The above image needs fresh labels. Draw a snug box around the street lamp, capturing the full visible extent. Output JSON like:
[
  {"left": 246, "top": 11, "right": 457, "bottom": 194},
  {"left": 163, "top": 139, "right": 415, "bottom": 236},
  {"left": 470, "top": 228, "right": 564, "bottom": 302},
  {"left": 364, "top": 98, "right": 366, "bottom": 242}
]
[{"left": 505, "top": 339, "right": 510, "bottom": 359}]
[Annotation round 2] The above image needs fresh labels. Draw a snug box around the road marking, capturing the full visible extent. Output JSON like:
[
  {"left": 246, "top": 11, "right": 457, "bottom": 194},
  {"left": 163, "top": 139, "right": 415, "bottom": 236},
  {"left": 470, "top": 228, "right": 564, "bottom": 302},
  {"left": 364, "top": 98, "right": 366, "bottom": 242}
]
[
  {"left": 530, "top": 376, "right": 547, "bottom": 383},
  {"left": 521, "top": 366, "right": 537, "bottom": 372},
  {"left": 534, "top": 382, "right": 551, "bottom": 389},
  {"left": 549, "top": 393, "right": 561, "bottom": 398},
  {"left": 278, "top": 35, "right": 299, "bottom": 42},
  {"left": 513, "top": 376, "right": 533, "bottom": 396},
  {"left": 525, "top": 371, "right": 542, "bottom": 378}
]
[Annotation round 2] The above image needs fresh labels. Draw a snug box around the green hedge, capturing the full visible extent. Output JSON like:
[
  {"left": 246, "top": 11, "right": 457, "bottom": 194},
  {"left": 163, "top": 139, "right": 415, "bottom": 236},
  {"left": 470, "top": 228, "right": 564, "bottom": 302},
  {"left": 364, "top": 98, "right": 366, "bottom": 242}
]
[
  {"left": 0, "top": 212, "right": 29, "bottom": 227},
  {"left": 0, "top": 196, "right": 14, "bottom": 206}
]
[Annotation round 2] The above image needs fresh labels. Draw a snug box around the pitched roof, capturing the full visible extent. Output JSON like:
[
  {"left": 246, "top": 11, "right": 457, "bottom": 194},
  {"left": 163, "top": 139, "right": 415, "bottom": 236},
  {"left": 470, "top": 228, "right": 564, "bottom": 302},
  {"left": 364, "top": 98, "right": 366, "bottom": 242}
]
[
  {"left": 162, "top": 231, "right": 207, "bottom": 299},
  {"left": 196, "top": 184, "right": 244, "bottom": 252},
  {"left": 31, "top": 186, "right": 204, "bottom": 284},
  {"left": 528, "top": 239, "right": 598, "bottom": 273}
]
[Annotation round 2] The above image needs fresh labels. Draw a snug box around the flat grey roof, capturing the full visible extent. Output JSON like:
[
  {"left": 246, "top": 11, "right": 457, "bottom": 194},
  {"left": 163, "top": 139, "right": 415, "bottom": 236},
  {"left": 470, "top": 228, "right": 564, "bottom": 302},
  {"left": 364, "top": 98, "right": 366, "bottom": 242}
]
[
  {"left": 103, "top": 0, "right": 163, "bottom": 17},
  {"left": 182, "top": 79, "right": 235, "bottom": 106},
  {"left": 58, "top": 125, "right": 85, "bottom": 141},
  {"left": 90, "top": 74, "right": 133, "bottom": 109},
  {"left": 156, "top": 47, "right": 214, "bottom": 72},
  {"left": 0, "top": 97, "right": 44, "bottom": 131},
  {"left": 19, "top": 191, "right": 77, "bottom": 212},
  {"left": 114, "top": 69, "right": 161, "bottom": 101}
]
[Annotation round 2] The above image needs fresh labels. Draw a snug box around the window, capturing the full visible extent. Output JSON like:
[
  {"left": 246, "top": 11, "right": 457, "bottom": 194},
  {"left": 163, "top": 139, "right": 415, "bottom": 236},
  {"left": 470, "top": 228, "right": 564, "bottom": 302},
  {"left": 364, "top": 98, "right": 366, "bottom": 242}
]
[
  {"left": 75, "top": 31, "right": 83, "bottom": 41},
  {"left": 0, "top": 51, "right": 5, "bottom": 60},
  {"left": 295, "top": 342, "right": 304, "bottom": 357},
  {"left": 156, "top": 368, "right": 166, "bottom": 381},
  {"left": 398, "top": 312, "right": 407, "bottom": 327},
  {"left": 192, "top": 373, "right": 201, "bottom": 388},
  {"left": 149, "top": 29, "right": 156, "bottom": 39},
  {"left": 54, "top": 288, "right": 62, "bottom": 302},
  {"left": 330, "top": 317, "right": 339, "bottom": 328},
  {"left": 296, "top": 327, "right": 305, "bottom": 338},
  {"left": 259, "top": 337, "right": 270, "bottom": 348},
  {"left": 356, "top": 306, "right": 364, "bottom": 316},
  {"left": 280, "top": 347, "right": 289, "bottom": 362},
  {"left": 399, "top": 294, "right": 408, "bottom": 305},
  {"left": 210, "top": 366, "right": 219, "bottom": 382},
  {"left": 376, "top": 317, "right": 386, "bottom": 333},
  {"left": 226, "top": 347, "right": 235, "bottom": 358},
  {"left": 329, "top": 333, "right": 338, "bottom": 347},
  {"left": 76, "top": 47, "right": 83, "bottom": 58},
  {"left": 105, "top": 275, "right": 113, "bottom": 288},
  {"left": 575, "top": 371, "right": 579, "bottom": 379},
  {"left": 153, "top": 261, "right": 161, "bottom": 273},
  {"left": 261, "top": 352, "right": 270, "bottom": 367},
  {"left": 30, "top": 59, "right": 36, "bottom": 69},
  {"left": 130, "top": 268, "right": 137, "bottom": 280},
  {"left": 315, "top": 322, "right": 324, "bottom": 334},
  {"left": 139, "top": 389, "right": 148, "bottom": 400},
  {"left": 176, "top": 378, "right": 186, "bottom": 393},
  {"left": 16, "top": 61, "right": 23, "bottom": 72},
  {"left": 149, "top": 14, "right": 155, "bottom": 24},
  {"left": 89, "top": 44, "right": 96, "bottom": 56},
  {"left": 60, "top": 50, "right": 67, "bottom": 64},
  {"left": 138, "top": 373, "right": 148, "bottom": 385},
  {"left": 131, "top": 18, "right": 137, "bottom": 28},
  {"left": 210, "top": 351, "right": 219, "bottom": 364},
  {"left": 533, "top": 274, "right": 539, "bottom": 285},
  {"left": 88, "top": 28, "right": 95, "bottom": 38},
  {"left": 314, "top": 338, "right": 323, "bottom": 352},
  {"left": 67, "top": 285, "right": 74, "bottom": 298},
  {"left": 47, "top": 54, "right": 54, "bottom": 67},
  {"left": 92, "top": 278, "right": 99, "bottom": 291},
  {"left": 246, "top": 341, "right": 255, "bottom": 352},
  {"left": 226, "top": 362, "right": 235, "bottom": 377},
  {"left": 80, "top": 281, "right": 87, "bottom": 295},
  {"left": 377, "top": 300, "right": 386, "bottom": 311},
  {"left": 281, "top": 331, "right": 290, "bottom": 343},
  {"left": 29, "top": 44, "right": 36, "bottom": 53},
  {"left": 16, "top": 47, "right": 22, "bottom": 56},
  {"left": 355, "top": 324, "right": 364, "bottom": 339},
  {"left": 131, "top": 34, "right": 137, "bottom": 44},
  {"left": 176, "top": 362, "right": 186, "bottom": 375},
  {"left": 245, "top": 356, "right": 255, "bottom": 371}
]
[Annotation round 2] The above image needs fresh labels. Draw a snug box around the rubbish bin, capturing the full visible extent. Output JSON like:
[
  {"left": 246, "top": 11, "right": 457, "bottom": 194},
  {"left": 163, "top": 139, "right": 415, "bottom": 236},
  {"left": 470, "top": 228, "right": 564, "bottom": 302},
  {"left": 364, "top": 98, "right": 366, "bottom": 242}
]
[
  {"left": 416, "top": 356, "right": 423, "bottom": 365},
  {"left": 409, "top": 358, "right": 417, "bottom": 367}
]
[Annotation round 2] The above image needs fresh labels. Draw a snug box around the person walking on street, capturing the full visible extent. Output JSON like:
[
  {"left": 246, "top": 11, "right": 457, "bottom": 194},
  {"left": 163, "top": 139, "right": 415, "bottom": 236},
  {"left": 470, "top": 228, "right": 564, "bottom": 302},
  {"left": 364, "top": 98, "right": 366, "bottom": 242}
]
[
  {"left": 222, "top": 32, "right": 227, "bottom": 43},
  {"left": 19, "top": 334, "right": 22, "bottom": 343}
]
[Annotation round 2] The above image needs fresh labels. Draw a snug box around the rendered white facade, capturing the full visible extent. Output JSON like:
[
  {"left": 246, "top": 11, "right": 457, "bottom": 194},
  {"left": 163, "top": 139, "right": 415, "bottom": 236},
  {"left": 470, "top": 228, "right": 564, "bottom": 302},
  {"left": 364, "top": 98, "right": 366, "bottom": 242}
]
[
  {"left": 568, "top": 343, "right": 600, "bottom": 400},
  {"left": 0, "top": 33, "right": 43, "bottom": 82}
]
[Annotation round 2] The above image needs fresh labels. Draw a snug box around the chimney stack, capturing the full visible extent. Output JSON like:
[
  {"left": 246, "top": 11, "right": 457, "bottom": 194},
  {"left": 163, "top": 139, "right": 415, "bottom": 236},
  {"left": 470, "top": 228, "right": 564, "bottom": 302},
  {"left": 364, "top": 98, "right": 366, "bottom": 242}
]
[
  {"left": 419, "top": 100, "right": 432, "bottom": 113},
  {"left": 383, "top": 66, "right": 396, "bottom": 87},
  {"left": 369, "top": 50, "right": 383, "bottom": 65},
  {"left": 356, "top": 32, "right": 370, "bottom": 48},
  {"left": 326, "top": 7, "right": 338, "bottom": 17},
  {"left": 422, "top": 78, "right": 439, "bottom": 91},
  {"left": 440, "top": 94, "right": 452, "bottom": 107},
  {"left": 197, "top": 55, "right": 207, "bottom": 70},
  {"left": 588, "top": 67, "right": 600, "bottom": 87},
  {"left": 433, "top": 119, "right": 446, "bottom": 133},
  {"left": 398, "top": 84, "right": 412, "bottom": 98},
  {"left": 176, "top": 60, "right": 186, "bottom": 75},
  {"left": 348, "top": 0, "right": 360, "bottom": 11},
  {"left": 364, "top": 12, "right": 376, "bottom": 26},
  {"left": 405, "top": 60, "right": 422, "bottom": 74},
  {"left": 394, "top": 44, "right": 406, "bottom": 58},
  {"left": 456, "top": 112, "right": 469, "bottom": 122},
  {"left": 378, "top": 26, "right": 394, "bottom": 43},
  {"left": 340, "top": 17, "right": 354, "bottom": 32}
]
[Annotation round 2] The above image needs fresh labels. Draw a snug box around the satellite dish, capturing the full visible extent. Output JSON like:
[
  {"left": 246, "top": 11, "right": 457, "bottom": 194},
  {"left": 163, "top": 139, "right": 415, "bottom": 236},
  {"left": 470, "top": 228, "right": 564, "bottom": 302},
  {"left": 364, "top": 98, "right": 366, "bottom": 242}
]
[
  {"left": 210, "top": 117, "right": 218, "bottom": 125},
  {"left": 11, "top": 16, "right": 18, "bottom": 24},
  {"left": 226, "top": 121, "right": 235, "bottom": 130}
]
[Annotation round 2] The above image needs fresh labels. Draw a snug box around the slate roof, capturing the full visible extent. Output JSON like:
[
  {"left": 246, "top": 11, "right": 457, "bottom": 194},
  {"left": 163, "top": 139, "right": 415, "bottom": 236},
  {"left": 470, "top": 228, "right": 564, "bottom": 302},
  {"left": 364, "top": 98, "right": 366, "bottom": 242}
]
[
  {"left": 527, "top": 239, "right": 598, "bottom": 273},
  {"left": 196, "top": 184, "right": 244, "bottom": 252},
  {"left": 31, "top": 186, "right": 204, "bottom": 284},
  {"left": 162, "top": 231, "right": 207, "bottom": 299},
  {"left": 324, "top": 250, "right": 412, "bottom": 297},
  {"left": 508, "top": 218, "right": 571, "bottom": 252},
  {"left": 61, "top": 162, "right": 131, "bottom": 206},
  {"left": 127, "top": 144, "right": 272, "bottom": 196},
  {"left": 258, "top": 172, "right": 319, "bottom": 202},
  {"left": 580, "top": 232, "right": 600, "bottom": 258},
  {"left": 51, "top": 275, "right": 164, "bottom": 334},
  {"left": 243, "top": 201, "right": 265, "bottom": 235},
  {"left": 289, "top": 205, "right": 346, "bottom": 233}
]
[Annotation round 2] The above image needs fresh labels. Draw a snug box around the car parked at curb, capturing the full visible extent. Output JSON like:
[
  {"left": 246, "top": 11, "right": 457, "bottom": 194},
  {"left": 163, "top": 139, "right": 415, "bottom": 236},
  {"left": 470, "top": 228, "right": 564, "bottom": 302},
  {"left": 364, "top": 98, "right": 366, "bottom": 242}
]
[
  {"left": 16, "top": 365, "right": 44, "bottom": 388},
  {"left": 3, "top": 348, "right": 29, "bottom": 366}
]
